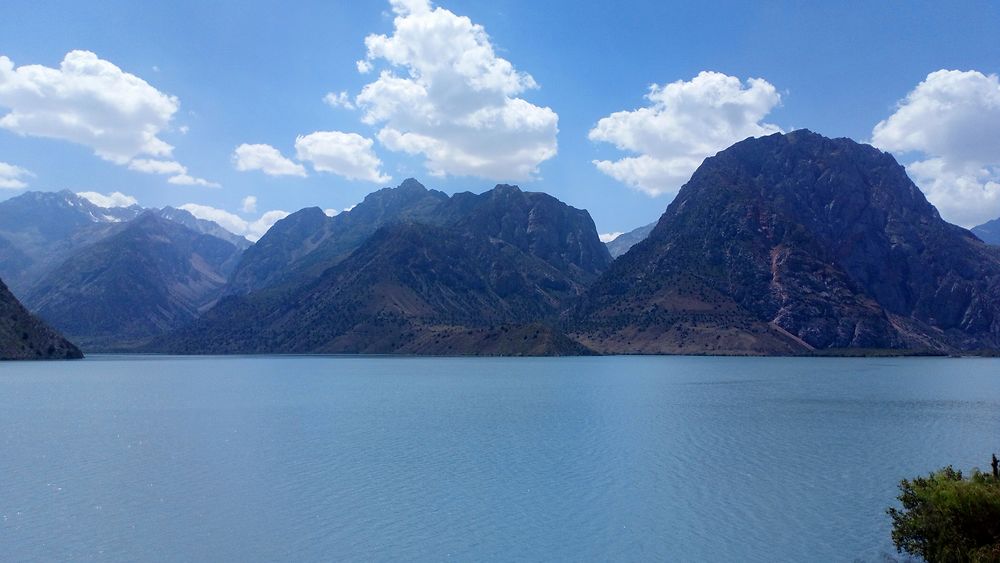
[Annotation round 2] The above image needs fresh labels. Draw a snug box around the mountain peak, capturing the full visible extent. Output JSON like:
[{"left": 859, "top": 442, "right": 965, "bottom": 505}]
[{"left": 398, "top": 178, "right": 427, "bottom": 191}]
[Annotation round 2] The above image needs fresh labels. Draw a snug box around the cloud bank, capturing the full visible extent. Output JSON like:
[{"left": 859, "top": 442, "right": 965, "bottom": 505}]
[
  {"left": 589, "top": 71, "right": 782, "bottom": 197},
  {"left": 179, "top": 203, "right": 290, "bottom": 242},
  {"left": 354, "top": 0, "right": 558, "bottom": 180},
  {"left": 0, "top": 161, "right": 33, "bottom": 189},
  {"left": 872, "top": 69, "right": 1000, "bottom": 227}
]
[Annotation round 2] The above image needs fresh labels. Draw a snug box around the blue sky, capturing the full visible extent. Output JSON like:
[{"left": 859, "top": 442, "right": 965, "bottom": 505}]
[{"left": 2, "top": 0, "right": 1000, "bottom": 239}]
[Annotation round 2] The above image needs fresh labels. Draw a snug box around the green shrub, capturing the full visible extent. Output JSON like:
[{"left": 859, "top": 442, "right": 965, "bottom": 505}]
[{"left": 888, "top": 459, "right": 1000, "bottom": 562}]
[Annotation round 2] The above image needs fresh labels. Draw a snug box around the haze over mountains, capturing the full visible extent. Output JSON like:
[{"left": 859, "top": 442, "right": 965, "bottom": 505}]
[{"left": 4, "top": 130, "right": 1000, "bottom": 358}]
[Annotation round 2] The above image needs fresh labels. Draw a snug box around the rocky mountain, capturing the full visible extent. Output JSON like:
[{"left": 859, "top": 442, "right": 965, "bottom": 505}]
[
  {"left": 972, "top": 217, "right": 1000, "bottom": 245},
  {"left": 605, "top": 222, "right": 655, "bottom": 258},
  {"left": 155, "top": 183, "right": 610, "bottom": 355},
  {"left": 228, "top": 178, "right": 449, "bottom": 293},
  {"left": 0, "top": 276, "right": 81, "bottom": 360},
  {"left": 25, "top": 213, "right": 244, "bottom": 351},
  {"left": 228, "top": 178, "right": 611, "bottom": 294},
  {"left": 569, "top": 130, "right": 1000, "bottom": 355}
]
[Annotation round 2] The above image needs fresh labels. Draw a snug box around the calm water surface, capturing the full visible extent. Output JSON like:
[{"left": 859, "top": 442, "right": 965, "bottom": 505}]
[{"left": 1, "top": 355, "right": 998, "bottom": 561}]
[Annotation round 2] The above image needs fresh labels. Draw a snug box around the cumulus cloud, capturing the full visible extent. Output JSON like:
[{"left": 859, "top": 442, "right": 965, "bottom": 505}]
[
  {"left": 179, "top": 203, "right": 290, "bottom": 242},
  {"left": 233, "top": 143, "right": 307, "bottom": 177},
  {"left": 76, "top": 191, "right": 139, "bottom": 208},
  {"left": 295, "top": 131, "right": 390, "bottom": 183},
  {"left": 589, "top": 71, "right": 782, "bottom": 197},
  {"left": 0, "top": 51, "right": 218, "bottom": 187},
  {"left": 241, "top": 195, "right": 258, "bottom": 214},
  {"left": 0, "top": 50, "right": 179, "bottom": 164},
  {"left": 599, "top": 232, "right": 623, "bottom": 243},
  {"left": 0, "top": 161, "right": 33, "bottom": 189},
  {"left": 871, "top": 69, "right": 1000, "bottom": 227},
  {"left": 354, "top": 0, "right": 558, "bottom": 180},
  {"left": 323, "top": 91, "right": 355, "bottom": 110}
]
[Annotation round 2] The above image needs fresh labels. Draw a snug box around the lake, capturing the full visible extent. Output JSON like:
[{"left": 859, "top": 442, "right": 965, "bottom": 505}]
[{"left": 1, "top": 355, "right": 997, "bottom": 561}]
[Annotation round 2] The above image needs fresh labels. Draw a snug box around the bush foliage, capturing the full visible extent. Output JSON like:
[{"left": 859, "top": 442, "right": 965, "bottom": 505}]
[{"left": 888, "top": 460, "right": 1000, "bottom": 562}]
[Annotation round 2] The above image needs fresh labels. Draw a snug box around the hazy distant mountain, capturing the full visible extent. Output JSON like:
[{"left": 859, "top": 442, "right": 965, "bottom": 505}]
[
  {"left": 972, "top": 217, "right": 1000, "bottom": 245},
  {"left": 156, "top": 182, "right": 609, "bottom": 355},
  {"left": 0, "top": 276, "right": 81, "bottom": 360},
  {"left": 0, "top": 191, "right": 249, "bottom": 297},
  {"left": 605, "top": 223, "right": 655, "bottom": 258},
  {"left": 156, "top": 206, "right": 252, "bottom": 251},
  {"left": 570, "top": 130, "right": 1000, "bottom": 355},
  {"left": 25, "top": 213, "right": 243, "bottom": 351},
  {"left": 0, "top": 190, "right": 140, "bottom": 294}
]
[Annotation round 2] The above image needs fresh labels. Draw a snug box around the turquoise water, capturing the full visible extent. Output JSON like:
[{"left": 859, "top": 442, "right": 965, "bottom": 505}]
[{"left": 1, "top": 356, "right": 998, "bottom": 561}]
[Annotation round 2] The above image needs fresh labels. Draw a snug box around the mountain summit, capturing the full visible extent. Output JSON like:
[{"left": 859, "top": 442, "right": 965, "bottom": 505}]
[{"left": 571, "top": 130, "right": 1000, "bottom": 354}]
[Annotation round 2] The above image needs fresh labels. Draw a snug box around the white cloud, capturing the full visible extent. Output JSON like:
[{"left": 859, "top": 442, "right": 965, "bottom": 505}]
[
  {"left": 323, "top": 91, "right": 355, "bottom": 110},
  {"left": 128, "top": 158, "right": 187, "bottom": 175},
  {"left": 167, "top": 174, "right": 220, "bottom": 188},
  {"left": 0, "top": 161, "right": 33, "bottom": 189},
  {"left": 233, "top": 143, "right": 307, "bottom": 177},
  {"left": 871, "top": 69, "right": 1000, "bottom": 227},
  {"left": 354, "top": 0, "right": 558, "bottom": 180},
  {"left": 76, "top": 191, "right": 139, "bottom": 208},
  {"left": 179, "top": 203, "right": 290, "bottom": 242},
  {"left": 0, "top": 50, "right": 179, "bottom": 164},
  {"left": 589, "top": 71, "right": 782, "bottom": 197},
  {"left": 599, "top": 232, "right": 623, "bottom": 243},
  {"left": 295, "top": 131, "right": 391, "bottom": 183},
  {"left": 241, "top": 195, "right": 258, "bottom": 214},
  {"left": 323, "top": 204, "right": 357, "bottom": 217}
]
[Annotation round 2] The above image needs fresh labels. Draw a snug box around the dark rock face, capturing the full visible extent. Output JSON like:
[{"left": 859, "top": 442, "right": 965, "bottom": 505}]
[
  {"left": 572, "top": 130, "right": 1000, "bottom": 353},
  {"left": 228, "top": 179, "right": 450, "bottom": 293},
  {"left": 228, "top": 179, "right": 612, "bottom": 294},
  {"left": 973, "top": 217, "right": 1000, "bottom": 245},
  {"left": 160, "top": 222, "right": 591, "bottom": 355},
  {"left": 605, "top": 222, "right": 655, "bottom": 258},
  {"left": 25, "top": 213, "right": 243, "bottom": 351},
  {"left": 156, "top": 181, "right": 610, "bottom": 356},
  {"left": 0, "top": 277, "right": 81, "bottom": 360}
]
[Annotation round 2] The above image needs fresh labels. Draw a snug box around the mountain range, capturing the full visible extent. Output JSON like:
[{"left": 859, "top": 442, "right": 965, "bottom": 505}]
[
  {"left": 5, "top": 129, "right": 1000, "bottom": 358},
  {"left": 159, "top": 181, "right": 609, "bottom": 355}
]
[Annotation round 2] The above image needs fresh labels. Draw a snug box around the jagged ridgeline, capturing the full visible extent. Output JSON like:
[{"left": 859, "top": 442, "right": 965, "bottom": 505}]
[
  {"left": 6, "top": 130, "right": 1000, "bottom": 356},
  {"left": 570, "top": 130, "right": 1000, "bottom": 355},
  {"left": 156, "top": 180, "right": 611, "bottom": 355}
]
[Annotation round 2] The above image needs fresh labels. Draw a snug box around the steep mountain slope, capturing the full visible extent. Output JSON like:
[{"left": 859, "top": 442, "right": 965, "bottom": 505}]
[
  {"left": 160, "top": 223, "right": 592, "bottom": 355},
  {"left": 571, "top": 130, "right": 1000, "bottom": 354},
  {"left": 228, "top": 179, "right": 449, "bottom": 293},
  {"left": 228, "top": 179, "right": 611, "bottom": 294},
  {"left": 0, "top": 277, "right": 82, "bottom": 360},
  {"left": 157, "top": 180, "right": 611, "bottom": 355},
  {"left": 25, "top": 213, "right": 243, "bottom": 350},
  {"left": 605, "top": 222, "right": 655, "bottom": 258},
  {"left": 973, "top": 217, "right": 1000, "bottom": 245}
]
